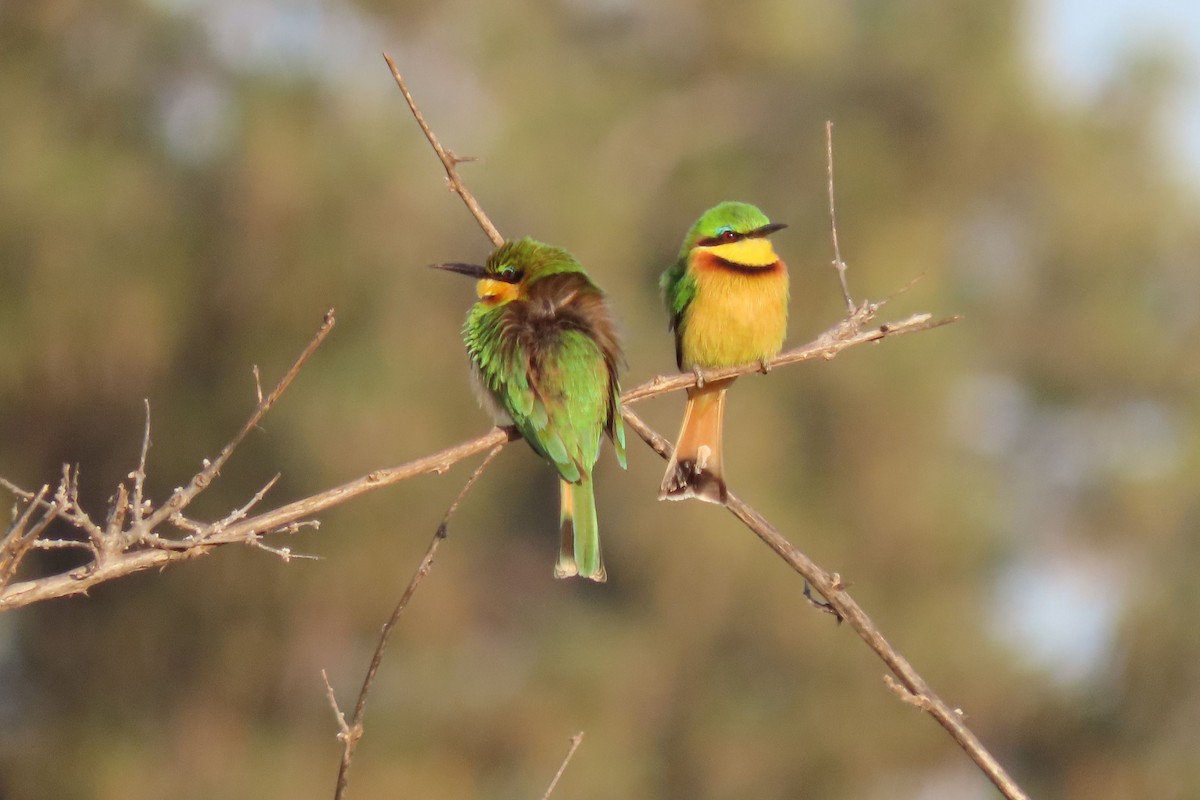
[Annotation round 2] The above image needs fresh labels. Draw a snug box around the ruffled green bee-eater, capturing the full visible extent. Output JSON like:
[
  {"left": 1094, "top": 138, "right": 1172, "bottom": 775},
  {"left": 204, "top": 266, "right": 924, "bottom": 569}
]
[
  {"left": 659, "top": 201, "right": 789, "bottom": 504},
  {"left": 434, "top": 237, "right": 626, "bottom": 581}
]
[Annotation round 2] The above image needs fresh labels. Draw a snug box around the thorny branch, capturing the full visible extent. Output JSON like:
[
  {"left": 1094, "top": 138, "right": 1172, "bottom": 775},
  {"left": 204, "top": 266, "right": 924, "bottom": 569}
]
[{"left": 0, "top": 310, "right": 337, "bottom": 610}]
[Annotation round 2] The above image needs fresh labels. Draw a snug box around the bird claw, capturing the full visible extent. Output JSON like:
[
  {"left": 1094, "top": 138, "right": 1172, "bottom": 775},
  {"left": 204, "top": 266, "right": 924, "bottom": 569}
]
[
  {"left": 803, "top": 581, "right": 842, "bottom": 622},
  {"left": 692, "top": 366, "right": 705, "bottom": 389},
  {"left": 758, "top": 359, "right": 771, "bottom": 375}
]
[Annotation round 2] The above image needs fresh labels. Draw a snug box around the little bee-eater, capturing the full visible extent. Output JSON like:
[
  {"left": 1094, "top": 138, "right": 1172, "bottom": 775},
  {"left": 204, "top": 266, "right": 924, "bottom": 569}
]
[
  {"left": 434, "top": 237, "right": 626, "bottom": 582},
  {"left": 659, "top": 201, "right": 789, "bottom": 504}
]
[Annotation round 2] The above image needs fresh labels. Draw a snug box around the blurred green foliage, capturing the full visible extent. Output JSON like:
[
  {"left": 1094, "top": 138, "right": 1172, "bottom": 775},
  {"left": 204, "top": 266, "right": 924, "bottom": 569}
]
[{"left": 1, "top": 1, "right": 1198, "bottom": 798}]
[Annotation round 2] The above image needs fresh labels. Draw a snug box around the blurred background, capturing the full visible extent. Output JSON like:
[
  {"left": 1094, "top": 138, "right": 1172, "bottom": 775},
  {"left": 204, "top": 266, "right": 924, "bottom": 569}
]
[{"left": 2, "top": 1, "right": 1198, "bottom": 798}]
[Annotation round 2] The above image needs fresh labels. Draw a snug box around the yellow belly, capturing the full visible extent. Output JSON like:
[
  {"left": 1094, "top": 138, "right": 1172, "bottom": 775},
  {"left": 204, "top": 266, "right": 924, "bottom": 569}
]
[{"left": 680, "top": 265, "right": 788, "bottom": 369}]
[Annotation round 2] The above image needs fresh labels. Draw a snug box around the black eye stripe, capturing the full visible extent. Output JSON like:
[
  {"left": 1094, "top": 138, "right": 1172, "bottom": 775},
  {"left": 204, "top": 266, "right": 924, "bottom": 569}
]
[
  {"left": 697, "top": 232, "right": 745, "bottom": 247},
  {"left": 695, "top": 222, "right": 784, "bottom": 248},
  {"left": 490, "top": 265, "right": 523, "bottom": 283}
]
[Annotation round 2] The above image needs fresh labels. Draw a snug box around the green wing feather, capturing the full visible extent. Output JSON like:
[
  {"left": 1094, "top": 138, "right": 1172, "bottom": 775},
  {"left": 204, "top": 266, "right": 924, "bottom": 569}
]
[
  {"left": 660, "top": 256, "right": 696, "bottom": 369},
  {"left": 465, "top": 305, "right": 616, "bottom": 484}
]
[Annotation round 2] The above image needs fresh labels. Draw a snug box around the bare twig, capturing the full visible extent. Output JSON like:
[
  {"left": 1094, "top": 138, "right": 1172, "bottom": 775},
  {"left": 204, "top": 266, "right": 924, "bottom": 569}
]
[
  {"left": 382, "top": 53, "right": 504, "bottom": 248},
  {"left": 141, "top": 309, "right": 336, "bottom": 532},
  {"left": 621, "top": 310, "right": 957, "bottom": 405},
  {"left": 541, "top": 732, "right": 585, "bottom": 800},
  {"left": 327, "top": 445, "right": 504, "bottom": 800},
  {"left": 321, "top": 669, "right": 353, "bottom": 759},
  {"left": 0, "top": 478, "right": 34, "bottom": 501},
  {"left": 826, "top": 120, "right": 855, "bottom": 314},
  {"left": 217, "top": 474, "right": 281, "bottom": 535}
]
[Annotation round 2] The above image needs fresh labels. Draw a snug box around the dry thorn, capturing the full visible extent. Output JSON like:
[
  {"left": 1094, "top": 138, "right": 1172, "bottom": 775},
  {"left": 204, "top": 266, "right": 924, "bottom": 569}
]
[
  {"left": 0, "top": 478, "right": 35, "bottom": 502},
  {"left": 276, "top": 519, "right": 321, "bottom": 536},
  {"left": 212, "top": 474, "right": 281, "bottom": 534},
  {"left": 541, "top": 732, "right": 585, "bottom": 800},
  {"left": 252, "top": 365, "right": 264, "bottom": 406},
  {"left": 131, "top": 399, "right": 152, "bottom": 525},
  {"left": 105, "top": 484, "right": 130, "bottom": 540},
  {"left": 166, "top": 513, "right": 206, "bottom": 536},
  {"left": 321, "top": 669, "right": 358, "bottom": 747},
  {"left": 245, "top": 537, "right": 319, "bottom": 563}
]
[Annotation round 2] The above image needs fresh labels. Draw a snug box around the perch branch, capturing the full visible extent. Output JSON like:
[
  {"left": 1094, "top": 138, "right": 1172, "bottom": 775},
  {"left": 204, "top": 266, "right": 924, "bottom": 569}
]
[{"left": 621, "top": 403, "right": 1026, "bottom": 800}]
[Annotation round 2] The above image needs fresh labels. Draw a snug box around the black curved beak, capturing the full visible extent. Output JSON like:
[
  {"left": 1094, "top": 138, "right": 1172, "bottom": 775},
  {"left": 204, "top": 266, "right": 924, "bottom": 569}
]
[
  {"left": 751, "top": 222, "right": 788, "bottom": 238},
  {"left": 430, "top": 262, "right": 488, "bottom": 279}
]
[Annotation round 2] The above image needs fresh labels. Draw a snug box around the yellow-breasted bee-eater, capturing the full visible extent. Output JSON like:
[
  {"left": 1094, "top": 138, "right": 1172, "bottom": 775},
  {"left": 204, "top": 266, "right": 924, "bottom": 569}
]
[
  {"left": 659, "top": 201, "right": 789, "bottom": 504},
  {"left": 434, "top": 237, "right": 626, "bottom": 581}
]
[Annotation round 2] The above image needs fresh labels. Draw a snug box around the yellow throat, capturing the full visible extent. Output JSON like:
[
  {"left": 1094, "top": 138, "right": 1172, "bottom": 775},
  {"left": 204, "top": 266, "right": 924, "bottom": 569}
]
[
  {"left": 476, "top": 278, "right": 520, "bottom": 304},
  {"left": 702, "top": 237, "right": 779, "bottom": 267}
]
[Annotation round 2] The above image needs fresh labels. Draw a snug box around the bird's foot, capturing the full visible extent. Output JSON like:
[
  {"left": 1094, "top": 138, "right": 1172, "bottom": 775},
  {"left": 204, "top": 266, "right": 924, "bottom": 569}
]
[
  {"left": 758, "top": 359, "right": 772, "bottom": 375},
  {"left": 803, "top": 580, "right": 843, "bottom": 623},
  {"left": 692, "top": 365, "right": 705, "bottom": 388}
]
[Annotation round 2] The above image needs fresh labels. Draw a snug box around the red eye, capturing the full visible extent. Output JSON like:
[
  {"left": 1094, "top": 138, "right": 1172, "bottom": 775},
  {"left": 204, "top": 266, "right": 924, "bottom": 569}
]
[{"left": 721, "top": 230, "right": 737, "bottom": 242}]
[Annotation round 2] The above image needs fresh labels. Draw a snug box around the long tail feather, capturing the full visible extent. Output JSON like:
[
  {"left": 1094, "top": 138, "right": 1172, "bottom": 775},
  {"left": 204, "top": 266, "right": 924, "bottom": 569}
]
[
  {"left": 556, "top": 476, "right": 606, "bottom": 582},
  {"left": 659, "top": 379, "right": 731, "bottom": 504}
]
